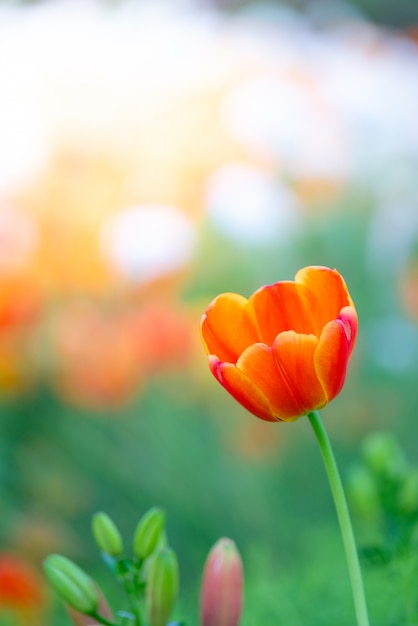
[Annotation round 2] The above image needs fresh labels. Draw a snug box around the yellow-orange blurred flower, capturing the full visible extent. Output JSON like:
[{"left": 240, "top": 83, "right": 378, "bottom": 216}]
[
  {"left": 201, "top": 266, "right": 357, "bottom": 422},
  {"left": 0, "top": 273, "right": 40, "bottom": 329},
  {"left": 0, "top": 273, "right": 42, "bottom": 393},
  {"left": 0, "top": 553, "right": 46, "bottom": 625}
]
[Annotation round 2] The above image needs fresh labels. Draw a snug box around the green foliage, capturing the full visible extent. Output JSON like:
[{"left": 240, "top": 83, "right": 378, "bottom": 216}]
[{"left": 347, "top": 431, "right": 418, "bottom": 564}]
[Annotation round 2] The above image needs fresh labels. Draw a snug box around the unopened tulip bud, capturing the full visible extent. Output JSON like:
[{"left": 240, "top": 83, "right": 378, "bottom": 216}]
[
  {"left": 200, "top": 538, "right": 243, "bottom": 626},
  {"left": 146, "top": 547, "right": 179, "bottom": 626},
  {"left": 92, "top": 512, "right": 123, "bottom": 557},
  {"left": 43, "top": 555, "right": 98, "bottom": 615},
  {"left": 362, "top": 432, "right": 406, "bottom": 480},
  {"left": 133, "top": 507, "right": 165, "bottom": 561}
]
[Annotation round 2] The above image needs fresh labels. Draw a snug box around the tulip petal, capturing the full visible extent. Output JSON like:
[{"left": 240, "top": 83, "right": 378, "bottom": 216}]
[
  {"left": 338, "top": 306, "right": 358, "bottom": 356},
  {"left": 201, "top": 293, "right": 259, "bottom": 363},
  {"left": 235, "top": 341, "right": 314, "bottom": 420},
  {"left": 295, "top": 266, "right": 354, "bottom": 331},
  {"left": 272, "top": 331, "right": 326, "bottom": 415},
  {"left": 314, "top": 319, "right": 350, "bottom": 402},
  {"left": 248, "top": 282, "right": 318, "bottom": 344},
  {"left": 209, "top": 355, "right": 277, "bottom": 422}
]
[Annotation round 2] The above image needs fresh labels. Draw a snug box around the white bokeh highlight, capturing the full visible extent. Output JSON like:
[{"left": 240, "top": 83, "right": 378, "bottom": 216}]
[
  {"left": 205, "top": 162, "right": 301, "bottom": 245},
  {"left": 102, "top": 205, "right": 197, "bottom": 283}
]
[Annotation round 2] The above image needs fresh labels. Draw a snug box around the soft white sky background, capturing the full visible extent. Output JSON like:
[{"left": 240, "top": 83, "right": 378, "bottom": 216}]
[{"left": 1, "top": 0, "right": 418, "bottom": 258}]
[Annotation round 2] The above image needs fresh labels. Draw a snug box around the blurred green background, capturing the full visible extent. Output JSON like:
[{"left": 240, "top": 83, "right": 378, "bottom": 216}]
[{"left": 1, "top": 0, "right": 418, "bottom": 624}]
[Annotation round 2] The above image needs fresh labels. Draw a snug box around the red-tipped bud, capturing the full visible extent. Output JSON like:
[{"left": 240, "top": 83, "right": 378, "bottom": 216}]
[{"left": 200, "top": 538, "right": 243, "bottom": 626}]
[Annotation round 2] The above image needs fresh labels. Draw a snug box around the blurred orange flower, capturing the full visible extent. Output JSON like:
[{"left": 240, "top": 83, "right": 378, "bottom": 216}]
[
  {"left": 0, "top": 273, "right": 41, "bottom": 392},
  {"left": 0, "top": 553, "right": 46, "bottom": 624},
  {"left": 50, "top": 302, "right": 140, "bottom": 410},
  {"left": 201, "top": 266, "right": 357, "bottom": 422},
  {"left": 123, "top": 299, "right": 196, "bottom": 375},
  {"left": 50, "top": 297, "right": 198, "bottom": 410},
  {"left": 0, "top": 274, "right": 40, "bottom": 329}
]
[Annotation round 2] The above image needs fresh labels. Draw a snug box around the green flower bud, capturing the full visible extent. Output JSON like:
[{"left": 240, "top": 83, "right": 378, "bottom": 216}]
[
  {"left": 43, "top": 554, "right": 98, "bottom": 614},
  {"left": 146, "top": 547, "right": 179, "bottom": 626},
  {"left": 362, "top": 431, "right": 406, "bottom": 480},
  {"left": 399, "top": 468, "right": 418, "bottom": 513},
  {"left": 346, "top": 465, "right": 380, "bottom": 522},
  {"left": 133, "top": 507, "right": 165, "bottom": 560},
  {"left": 92, "top": 511, "right": 123, "bottom": 557}
]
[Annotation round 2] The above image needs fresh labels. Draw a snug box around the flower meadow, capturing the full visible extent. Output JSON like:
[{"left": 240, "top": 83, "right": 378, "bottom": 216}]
[{"left": 2, "top": 1, "right": 418, "bottom": 625}]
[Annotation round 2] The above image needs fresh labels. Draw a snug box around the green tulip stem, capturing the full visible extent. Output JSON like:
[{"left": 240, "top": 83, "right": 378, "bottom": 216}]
[
  {"left": 89, "top": 612, "right": 118, "bottom": 626},
  {"left": 307, "top": 410, "right": 370, "bottom": 626}
]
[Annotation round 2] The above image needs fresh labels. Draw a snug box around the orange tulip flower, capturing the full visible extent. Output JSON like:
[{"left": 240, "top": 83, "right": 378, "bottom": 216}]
[{"left": 201, "top": 266, "right": 357, "bottom": 422}]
